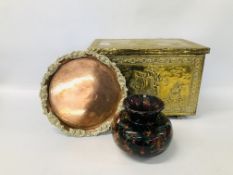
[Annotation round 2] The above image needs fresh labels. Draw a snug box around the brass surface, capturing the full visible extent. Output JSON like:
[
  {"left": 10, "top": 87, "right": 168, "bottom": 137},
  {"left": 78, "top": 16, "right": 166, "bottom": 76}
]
[
  {"left": 49, "top": 57, "right": 122, "bottom": 129},
  {"left": 90, "top": 39, "right": 210, "bottom": 55},
  {"left": 89, "top": 39, "right": 210, "bottom": 116}
]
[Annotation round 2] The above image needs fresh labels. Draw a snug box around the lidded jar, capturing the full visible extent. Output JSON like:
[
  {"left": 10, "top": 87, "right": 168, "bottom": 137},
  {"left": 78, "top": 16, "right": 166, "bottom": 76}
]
[{"left": 112, "top": 95, "right": 173, "bottom": 157}]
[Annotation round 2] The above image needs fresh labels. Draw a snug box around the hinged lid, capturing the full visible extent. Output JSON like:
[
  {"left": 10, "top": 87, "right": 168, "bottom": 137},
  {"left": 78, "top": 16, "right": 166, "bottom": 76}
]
[{"left": 89, "top": 39, "right": 210, "bottom": 55}]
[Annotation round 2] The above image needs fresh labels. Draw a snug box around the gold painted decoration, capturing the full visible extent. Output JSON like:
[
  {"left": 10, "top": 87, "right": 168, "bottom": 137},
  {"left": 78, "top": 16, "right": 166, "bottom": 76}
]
[
  {"left": 40, "top": 51, "right": 127, "bottom": 136},
  {"left": 89, "top": 39, "right": 210, "bottom": 116}
]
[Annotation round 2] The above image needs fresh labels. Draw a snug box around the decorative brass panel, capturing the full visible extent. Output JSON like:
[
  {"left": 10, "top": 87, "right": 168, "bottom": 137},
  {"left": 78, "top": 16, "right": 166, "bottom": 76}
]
[
  {"left": 89, "top": 39, "right": 209, "bottom": 116},
  {"left": 110, "top": 55, "right": 204, "bottom": 115}
]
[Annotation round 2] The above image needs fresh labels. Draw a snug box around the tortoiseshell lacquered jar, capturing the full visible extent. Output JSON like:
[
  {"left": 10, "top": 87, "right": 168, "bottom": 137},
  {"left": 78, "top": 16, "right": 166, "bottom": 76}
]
[{"left": 112, "top": 95, "right": 173, "bottom": 157}]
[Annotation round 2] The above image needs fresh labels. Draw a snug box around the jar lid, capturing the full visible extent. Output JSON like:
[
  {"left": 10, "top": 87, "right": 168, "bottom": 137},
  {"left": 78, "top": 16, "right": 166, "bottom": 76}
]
[{"left": 40, "top": 51, "right": 127, "bottom": 136}]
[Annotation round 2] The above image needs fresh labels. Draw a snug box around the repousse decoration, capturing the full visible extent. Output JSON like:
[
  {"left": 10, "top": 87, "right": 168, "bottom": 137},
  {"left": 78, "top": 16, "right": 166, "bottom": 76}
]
[
  {"left": 89, "top": 39, "right": 210, "bottom": 116},
  {"left": 40, "top": 51, "right": 127, "bottom": 137}
]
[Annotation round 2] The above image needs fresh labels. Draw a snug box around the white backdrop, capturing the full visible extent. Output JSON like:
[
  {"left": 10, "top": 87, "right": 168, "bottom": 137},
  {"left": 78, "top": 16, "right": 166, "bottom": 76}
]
[
  {"left": 1, "top": 0, "right": 233, "bottom": 90},
  {"left": 1, "top": 1, "right": 233, "bottom": 175}
]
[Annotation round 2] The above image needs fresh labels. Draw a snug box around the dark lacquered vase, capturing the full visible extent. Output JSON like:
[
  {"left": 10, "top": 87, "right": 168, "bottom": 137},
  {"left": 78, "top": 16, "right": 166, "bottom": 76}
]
[{"left": 112, "top": 95, "right": 173, "bottom": 157}]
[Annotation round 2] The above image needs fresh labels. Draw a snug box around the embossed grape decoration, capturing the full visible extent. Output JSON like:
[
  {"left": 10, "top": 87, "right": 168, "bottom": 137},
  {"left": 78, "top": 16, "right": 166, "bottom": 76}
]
[{"left": 112, "top": 95, "right": 173, "bottom": 157}]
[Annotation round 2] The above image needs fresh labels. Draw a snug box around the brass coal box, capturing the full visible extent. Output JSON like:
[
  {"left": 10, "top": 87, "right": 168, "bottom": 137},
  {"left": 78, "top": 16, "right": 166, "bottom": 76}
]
[{"left": 89, "top": 39, "right": 210, "bottom": 116}]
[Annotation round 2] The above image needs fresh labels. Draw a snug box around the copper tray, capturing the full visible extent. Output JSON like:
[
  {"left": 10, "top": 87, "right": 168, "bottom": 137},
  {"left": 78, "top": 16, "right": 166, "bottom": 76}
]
[{"left": 40, "top": 51, "right": 127, "bottom": 136}]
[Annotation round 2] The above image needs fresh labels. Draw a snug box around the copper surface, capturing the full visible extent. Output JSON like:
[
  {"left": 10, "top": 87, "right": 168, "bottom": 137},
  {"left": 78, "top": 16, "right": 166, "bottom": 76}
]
[{"left": 49, "top": 57, "right": 121, "bottom": 129}]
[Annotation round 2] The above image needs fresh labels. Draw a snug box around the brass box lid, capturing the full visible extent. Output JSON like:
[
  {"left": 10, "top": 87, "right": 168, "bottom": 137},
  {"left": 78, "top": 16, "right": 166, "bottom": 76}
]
[{"left": 89, "top": 39, "right": 210, "bottom": 55}]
